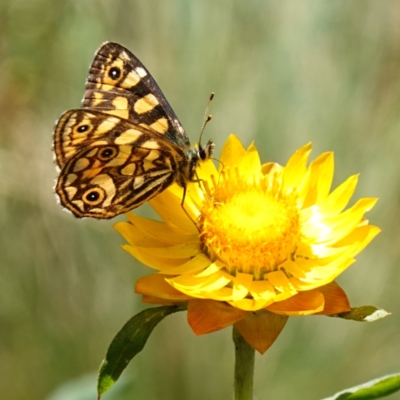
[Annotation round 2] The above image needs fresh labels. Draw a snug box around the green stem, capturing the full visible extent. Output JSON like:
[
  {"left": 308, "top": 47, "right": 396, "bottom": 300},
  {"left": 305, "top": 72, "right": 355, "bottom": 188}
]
[{"left": 232, "top": 326, "right": 255, "bottom": 400}]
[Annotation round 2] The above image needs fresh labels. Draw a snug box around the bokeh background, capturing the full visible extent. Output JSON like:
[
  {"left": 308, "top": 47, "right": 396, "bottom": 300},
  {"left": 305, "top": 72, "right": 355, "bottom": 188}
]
[{"left": 1, "top": 1, "right": 400, "bottom": 399}]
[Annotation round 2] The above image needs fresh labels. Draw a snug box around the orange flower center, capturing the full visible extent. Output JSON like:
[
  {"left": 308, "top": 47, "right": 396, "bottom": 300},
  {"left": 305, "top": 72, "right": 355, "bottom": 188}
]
[{"left": 199, "top": 169, "right": 301, "bottom": 279}]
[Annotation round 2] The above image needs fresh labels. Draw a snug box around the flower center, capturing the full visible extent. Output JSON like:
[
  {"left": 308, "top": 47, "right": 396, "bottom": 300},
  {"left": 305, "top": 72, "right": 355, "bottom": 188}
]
[{"left": 199, "top": 170, "right": 301, "bottom": 279}]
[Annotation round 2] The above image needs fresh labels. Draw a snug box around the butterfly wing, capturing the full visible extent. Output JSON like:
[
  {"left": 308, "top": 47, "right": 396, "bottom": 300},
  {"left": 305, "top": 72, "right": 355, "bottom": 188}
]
[
  {"left": 82, "top": 42, "right": 190, "bottom": 148},
  {"left": 55, "top": 111, "right": 187, "bottom": 219},
  {"left": 54, "top": 109, "right": 123, "bottom": 169}
]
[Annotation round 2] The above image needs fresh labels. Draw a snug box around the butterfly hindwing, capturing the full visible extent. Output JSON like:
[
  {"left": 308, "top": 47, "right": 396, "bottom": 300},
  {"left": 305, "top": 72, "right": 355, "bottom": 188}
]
[
  {"left": 55, "top": 110, "right": 186, "bottom": 219},
  {"left": 82, "top": 42, "right": 190, "bottom": 148},
  {"left": 54, "top": 109, "right": 123, "bottom": 169}
]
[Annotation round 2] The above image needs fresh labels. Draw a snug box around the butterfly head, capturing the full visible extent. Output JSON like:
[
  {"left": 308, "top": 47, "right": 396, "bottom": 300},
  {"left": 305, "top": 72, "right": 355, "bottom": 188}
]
[
  {"left": 181, "top": 139, "right": 214, "bottom": 186},
  {"left": 199, "top": 139, "right": 215, "bottom": 162}
]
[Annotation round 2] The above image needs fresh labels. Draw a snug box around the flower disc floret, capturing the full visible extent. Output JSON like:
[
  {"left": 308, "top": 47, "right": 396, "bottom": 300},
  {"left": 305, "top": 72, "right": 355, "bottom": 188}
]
[{"left": 200, "top": 171, "right": 301, "bottom": 278}]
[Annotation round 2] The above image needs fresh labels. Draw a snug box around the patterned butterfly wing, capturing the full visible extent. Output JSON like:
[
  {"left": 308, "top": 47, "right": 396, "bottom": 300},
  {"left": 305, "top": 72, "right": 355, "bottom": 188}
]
[
  {"left": 54, "top": 109, "right": 124, "bottom": 169},
  {"left": 82, "top": 42, "right": 190, "bottom": 148},
  {"left": 55, "top": 110, "right": 187, "bottom": 219}
]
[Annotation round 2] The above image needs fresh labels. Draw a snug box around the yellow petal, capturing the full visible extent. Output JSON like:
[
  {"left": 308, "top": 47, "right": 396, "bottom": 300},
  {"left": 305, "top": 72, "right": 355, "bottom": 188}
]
[
  {"left": 150, "top": 185, "right": 198, "bottom": 234},
  {"left": 320, "top": 198, "right": 378, "bottom": 245},
  {"left": 319, "top": 174, "right": 359, "bottom": 215},
  {"left": 234, "top": 310, "right": 288, "bottom": 354},
  {"left": 114, "top": 221, "right": 170, "bottom": 248},
  {"left": 229, "top": 298, "right": 274, "bottom": 311},
  {"left": 168, "top": 270, "right": 231, "bottom": 292},
  {"left": 249, "top": 280, "right": 276, "bottom": 303},
  {"left": 302, "top": 152, "right": 334, "bottom": 208},
  {"left": 122, "top": 244, "right": 190, "bottom": 270},
  {"left": 136, "top": 274, "right": 191, "bottom": 301},
  {"left": 195, "top": 158, "right": 218, "bottom": 182},
  {"left": 188, "top": 299, "right": 247, "bottom": 335},
  {"left": 261, "top": 162, "right": 283, "bottom": 175},
  {"left": 219, "top": 134, "right": 246, "bottom": 171},
  {"left": 239, "top": 142, "right": 261, "bottom": 176},
  {"left": 232, "top": 273, "right": 253, "bottom": 301},
  {"left": 282, "top": 142, "right": 312, "bottom": 193},
  {"left": 265, "top": 270, "right": 297, "bottom": 298},
  {"left": 280, "top": 259, "right": 308, "bottom": 279},
  {"left": 193, "top": 261, "right": 224, "bottom": 277},
  {"left": 138, "top": 242, "right": 200, "bottom": 259},
  {"left": 301, "top": 253, "right": 355, "bottom": 282},
  {"left": 301, "top": 198, "right": 378, "bottom": 245},
  {"left": 125, "top": 212, "right": 198, "bottom": 244},
  {"left": 203, "top": 286, "right": 234, "bottom": 301},
  {"left": 334, "top": 225, "right": 381, "bottom": 256},
  {"left": 160, "top": 253, "right": 212, "bottom": 275}
]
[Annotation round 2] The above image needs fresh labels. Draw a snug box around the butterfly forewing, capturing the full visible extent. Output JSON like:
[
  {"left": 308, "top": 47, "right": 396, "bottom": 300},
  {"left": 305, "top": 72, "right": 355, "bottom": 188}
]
[{"left": 82, "top": 42, "right": 190, "bottom": 148}]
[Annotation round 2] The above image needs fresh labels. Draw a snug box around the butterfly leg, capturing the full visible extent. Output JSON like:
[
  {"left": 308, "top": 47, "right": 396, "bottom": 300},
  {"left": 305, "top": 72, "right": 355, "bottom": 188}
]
[{"left": 179, "top": 185, "right": 202, "bottom": 232}]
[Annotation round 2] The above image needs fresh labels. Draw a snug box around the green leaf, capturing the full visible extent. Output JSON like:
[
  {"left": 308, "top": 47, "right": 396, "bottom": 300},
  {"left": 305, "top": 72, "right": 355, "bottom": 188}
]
[
  {"left": 330, "top": 306, "right": 390, "bottom": 322},
  {"left": 97, "top": 304, "right": 186, "bottom": 398},
  {"left": 321, "top": 373, "right": 400, "bottom": 399}
]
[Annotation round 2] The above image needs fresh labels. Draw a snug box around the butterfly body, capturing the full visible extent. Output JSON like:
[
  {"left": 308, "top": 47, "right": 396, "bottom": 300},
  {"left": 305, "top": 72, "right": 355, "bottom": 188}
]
[{"left": 53, "top": 42, "right": 213, "bottom": 219}]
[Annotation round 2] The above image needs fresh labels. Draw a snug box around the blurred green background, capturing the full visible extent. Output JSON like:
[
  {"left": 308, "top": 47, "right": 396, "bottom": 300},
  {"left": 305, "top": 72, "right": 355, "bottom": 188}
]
[{"left": 1, "top": 1, "right": 399, "bottom": 399}]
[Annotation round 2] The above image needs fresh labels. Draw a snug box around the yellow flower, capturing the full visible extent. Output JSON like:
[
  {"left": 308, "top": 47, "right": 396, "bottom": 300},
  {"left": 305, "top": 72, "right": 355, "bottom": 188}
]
[{"left": 115, "top": 135, "right": 380, "bottom": 353}]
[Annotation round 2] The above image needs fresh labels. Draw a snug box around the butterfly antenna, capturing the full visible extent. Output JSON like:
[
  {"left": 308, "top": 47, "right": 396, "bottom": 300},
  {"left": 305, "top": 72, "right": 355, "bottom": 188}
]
[{"left": 199, "top": 92, "right": 215, "bottom": 145}]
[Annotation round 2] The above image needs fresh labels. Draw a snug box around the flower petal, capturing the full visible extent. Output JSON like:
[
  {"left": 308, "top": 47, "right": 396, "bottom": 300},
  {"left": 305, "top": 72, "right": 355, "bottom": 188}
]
[
  {"left": 229, "top": 298, "right": 275, "bottom": 311},
  {"left": 125, "top": 212, "right": 198, "bottom": 244},
  {"left": 150, "top": 185, "right": 198, "bottom": 234},
  {"left": 239, "top": 142, "right": 262, "bottom": 176},
  {"left": 301, "top": 198, "right": 378, "bottom": 246},
  {"left": 315, "top": 281, "right": 350, "bottom": 315},
  {"left": 261, "top": 162, "right": 282, "bottom": 175},
  {"left": 302, "top": 152, "right": 334, "bottom": 207},
  {"left": 122, "top": 244, "right": 190, "bottom": 270},
  {"left": 282, "top": 142, "right": 312, "bottom": 193},
  {"left": 232, "top": 273, "right": 253, "bottom": 301},
  {"left": 249, "top": 280, "right": 276, "bottom": 303},
  {"left": 136, "top": 274, "right": 191, "bottom": 301},
  {"left": 188, "top": 299, "right": 247, "bottom": 334},
  {"left": 319, "top": 174, "right": 359, "bottom": 215},
  {"left": 195, "top": 158, "right": 218, "bottom": 182},
  {"left": 168, "top": 270, "right": 231, "bottom": 294},
  {"left": 266, "top": 289, "right": 325, "bottom": 315},
  {"left": 334, "top": 225, "right": 381, "bottom": 257},
  {"left": 115, "top": 221, "right": 170, "bottom": 248},
  {"left": 219, "top": 134, "right": 246, "bottom": 170},
  {"left": 138, "top": 242, "right": 200, "bottom": 259},
  {"left": 265, "top": 270, "right": 297, "bottom": 300},
  {"left": 234, "top": 310, "right": 288, "bottom": 354},
  {"left": 160, "top": 253, "right": 212, "bottom": 275}
]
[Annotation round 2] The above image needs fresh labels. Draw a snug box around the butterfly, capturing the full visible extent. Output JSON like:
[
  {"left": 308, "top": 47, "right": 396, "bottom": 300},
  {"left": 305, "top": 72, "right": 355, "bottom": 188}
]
[{"left": 53, "top": 42, "right": 214, "bottom": 219}]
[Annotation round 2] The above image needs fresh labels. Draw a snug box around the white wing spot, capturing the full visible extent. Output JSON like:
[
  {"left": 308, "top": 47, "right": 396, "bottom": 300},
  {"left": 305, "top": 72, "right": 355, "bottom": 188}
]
[{"left": 136, "top": 67, "right": 147, "bottom": 78}]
